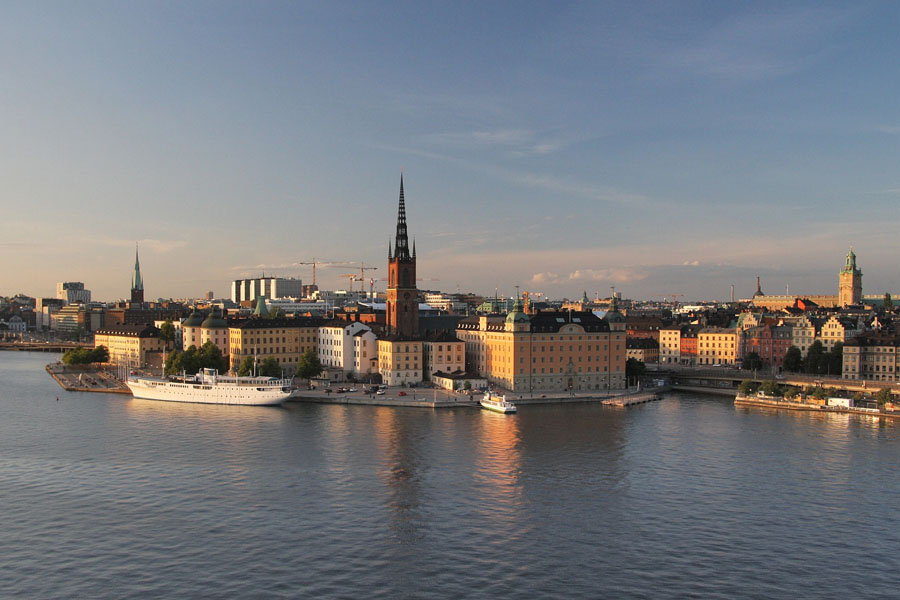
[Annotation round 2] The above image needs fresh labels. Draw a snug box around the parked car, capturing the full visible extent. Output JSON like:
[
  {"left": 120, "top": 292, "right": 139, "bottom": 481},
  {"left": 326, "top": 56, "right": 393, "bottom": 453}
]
[
  {"left": 398, "top": 391, "right": 407, "bottom": 396},
  {"left": 375, "top": 390, "right": 385, "bottom": 396}
]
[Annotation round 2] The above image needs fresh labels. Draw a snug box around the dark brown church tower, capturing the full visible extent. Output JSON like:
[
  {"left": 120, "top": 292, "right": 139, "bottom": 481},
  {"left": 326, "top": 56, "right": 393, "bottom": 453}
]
[{"left": 386, "top": 175, "right": 418, "bottom": 337}]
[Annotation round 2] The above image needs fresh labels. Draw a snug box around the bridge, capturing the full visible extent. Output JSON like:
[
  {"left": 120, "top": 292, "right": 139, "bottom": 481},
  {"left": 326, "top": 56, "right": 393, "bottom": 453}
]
[
  {"left": 0, "top": 341, "right": 91, "bottom": 353},
  {"left": 647, "top": 366, "right": 890, "bottom": 396}
]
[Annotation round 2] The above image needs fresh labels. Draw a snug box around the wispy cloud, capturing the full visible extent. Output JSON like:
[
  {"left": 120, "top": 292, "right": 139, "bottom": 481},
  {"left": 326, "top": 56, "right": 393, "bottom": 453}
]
[
  {"left": 664, "top": 7, "right": 849, "bottom": 81},
  {"left": 97, "top": 238, "right": 188, "bottom": 253},
  {"left": 422, "top": 128, "right": 577, "bottom": 157}
]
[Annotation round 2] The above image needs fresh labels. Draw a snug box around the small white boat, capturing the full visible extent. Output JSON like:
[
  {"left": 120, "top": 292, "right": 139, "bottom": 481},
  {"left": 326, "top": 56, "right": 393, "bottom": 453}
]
[{"left": 479, "top": 390, "right": 516, "bottom": 414}]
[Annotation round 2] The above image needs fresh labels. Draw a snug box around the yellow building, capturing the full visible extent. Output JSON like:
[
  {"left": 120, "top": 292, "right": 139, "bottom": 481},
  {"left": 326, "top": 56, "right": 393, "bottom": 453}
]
[
  {"left": 423, "top": 331, "right": 465, "bottom": 380},
  {"left": 698, "top": 327, "right": 739, "bottom": 366},
  {"left": 377, "top": 338, "right": 423, "bottom": 386},
  {"left": 456, "top": 305, "right": 626, "bottom": 393},
  {"left": 228, "top": 317, "right": 322, "bottom": 374},
  {"left": 94, "top": 324, "right": 165, "bottom": 369}
]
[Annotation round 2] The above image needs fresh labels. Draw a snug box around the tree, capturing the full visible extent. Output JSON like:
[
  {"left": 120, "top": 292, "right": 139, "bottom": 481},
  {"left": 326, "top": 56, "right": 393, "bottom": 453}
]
[
  {"left": 258, "top": 357, "right": 282, "bottom": 378},
  {"left": 783, "top": 346, "right": 803, "bottom": 373},
  {"left": 267, "top": 307, "right": 286, "bottom": 319},
  {"left": 805, "top": 341, "right": 826, "bottom": 374},
  {"left": 810, "top": 386, "right": 827, "bottom": 400},
  {"left": 159, "top": 320, "right": 176, "bottom": 349},
  {"left": 198, "top": 341, "right": 229, "bottom": 374},
  {"left": 885, "top": 293, "right": 893, "bottom": 309},
  {"left": 738, "top": 379, "right": 757, "bottom": 395},
  {"left": 626, "top": 358, "right": 646, "bottom": 379},
  {"left": 62, "top": 345, "right": 108, "bottom": 365},
  {"left": 463, "top": 380, "right": 472, "bottom": 391},
  {"left": 743, "top": 352, "right": 764, "bottom": 371},
  {"left": 236, "top": 356, "right": 255, "bottom": 377},
  {"left": 296, "top": 348, "right": 323, "bottom": 380},
  {"left": 826, "top": 342, "right": 844, "bottom": 376},
  {"left": 875, "top": 387, "right": 893, "bottom": 406},
  {"left": 760, "top": 380, "right": 780, "bottom": 397}
]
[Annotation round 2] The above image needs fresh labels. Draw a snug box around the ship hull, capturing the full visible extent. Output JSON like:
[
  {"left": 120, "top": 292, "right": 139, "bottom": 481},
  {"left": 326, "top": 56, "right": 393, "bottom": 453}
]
[{"left": 126, "top": 378, "right": 291, "bottom": 406}]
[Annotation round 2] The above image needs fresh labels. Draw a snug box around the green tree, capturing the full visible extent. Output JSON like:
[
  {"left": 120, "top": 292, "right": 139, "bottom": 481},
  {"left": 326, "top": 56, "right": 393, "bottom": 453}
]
[
  {"left": 90, "top": 345, "right": 109, "bottom": 364},
  {"left": 165, "top": 349, "right": 181, "bottom": 375},
  {"left": 198, "top": 341, "right": 229, "bottom": 374},
  {"left": 826, "top": 342, "right": 844, "bottom": 376},
  {"left": 875, "top": 387, "right": 893, "bottom": 406},
  {"left": 782, "top": 386, "right": 800, "bottom": 401},
  {"left": 258, "top": 357, "right": 282, "bottom": 377},
  {"left": 62, "top": 345, "right": 109, "bottom": 365},
  {"left": 743, "top": 352, "right": 764, "bottom": 371},
  {"left": 853, "top": 391, "right": 866, "bottom": 403},
  {"left": 738, "top": 379, "right": 757, "bottom": 395},
  {"left": 236, "top": 356, "right": 255, "bottom": 376},
  {"left": 296, "top": 348, "right": 323, "bottom": 380},
  {"left": 760, "top": 380, "right": 780, "bottom": 397},
  {"left": 885, "top": 293, "right": 893, "bottom": 309},
  {"left": 159, "top": 320, "right": 176, "bottom": 349},
  {"left": 805, "top": 341, "right": 826, "bottom": 374},
  {"left": 810, "top": 386, "right": 827, "bottom": 400},
  {"left": 626, "top": 358, "right": 646, "bottom": 379},
  {"left": 783, "top": 346, "right": 803, "bottom": 373},
  {"left": 463, "top": 380, "right": 472, "bottom": 391},
  {"left": 267, "top": 307, "right": 286, "bottom": 319}
]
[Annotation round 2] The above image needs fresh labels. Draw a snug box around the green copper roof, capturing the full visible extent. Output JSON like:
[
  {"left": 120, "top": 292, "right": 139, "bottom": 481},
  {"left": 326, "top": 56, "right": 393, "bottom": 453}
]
[
  {"left": 201, "top": 309, "right": 227, "bottom": 329},
  {"left": 253, "top": 295, "right": 270, "bottom": 317},
  {"left": 132, "top": 244, "right": 143, "bottom": 291}
]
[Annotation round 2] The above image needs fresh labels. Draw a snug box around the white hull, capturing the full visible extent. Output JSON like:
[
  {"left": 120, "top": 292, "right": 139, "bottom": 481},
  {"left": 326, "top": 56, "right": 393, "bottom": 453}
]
[
  {"left": 127, "top": 371, "right": 291, "bottom": 406},
  {"left": 480, "top": 392, "right": 517, "bottom": 414}
]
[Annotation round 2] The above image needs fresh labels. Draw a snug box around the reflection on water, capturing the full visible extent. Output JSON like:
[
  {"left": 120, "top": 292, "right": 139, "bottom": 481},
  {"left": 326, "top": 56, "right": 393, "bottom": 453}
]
[{"left": 5, "top": 353, "right": 900, "bottom": 599}]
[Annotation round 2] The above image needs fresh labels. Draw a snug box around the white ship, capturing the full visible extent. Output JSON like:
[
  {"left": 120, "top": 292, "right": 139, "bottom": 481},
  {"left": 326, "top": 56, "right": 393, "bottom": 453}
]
[
  {"left": 479, "top": 390, "right": 517, "bottom": 414},
  {"left": 126, "top": 368, "right": 292, "bottom": 406}
]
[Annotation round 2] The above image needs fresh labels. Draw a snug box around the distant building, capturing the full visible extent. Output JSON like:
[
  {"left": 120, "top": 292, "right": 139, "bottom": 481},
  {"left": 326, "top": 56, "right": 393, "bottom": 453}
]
[
  {"left": 839, "top": 247, "right": 863, "bottom": 306},
  {"left": 231, "top": 277, "right": 302, "bottom": 304},
  {"left": 318, "top": 320, "right": 378, "bottom": 378},
  {"left": 697, "top": 328, "right": 739, "bottom": 366},
  {"left": 57, "top": 282, "right": 91, "bottom": 304},
  {"left": 34, "top": 298, "right": 65, "bottom": 331},
  {"left": 94, "top": 324, "right": 164, "bottom": 369},
  {"left": 843, "top": 334, "right": 900, "bottom": 382},
  {"left": 626, "top": 338, "right": 659, "bottom": 364}
]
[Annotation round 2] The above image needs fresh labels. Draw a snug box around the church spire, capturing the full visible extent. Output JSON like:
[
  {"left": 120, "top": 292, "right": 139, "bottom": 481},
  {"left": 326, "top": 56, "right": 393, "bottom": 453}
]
[
  {"left": 132, "top": 243, "right": 143, "bottom": 291},
  {"left": 393, "top": 174, "right": 410, "bottom": 260}
]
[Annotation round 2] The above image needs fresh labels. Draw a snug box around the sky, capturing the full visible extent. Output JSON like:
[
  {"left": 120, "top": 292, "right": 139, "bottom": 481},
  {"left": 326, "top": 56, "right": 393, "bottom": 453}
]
[{"left": 2, "top": 1, "right": 899, "bottom": 302}]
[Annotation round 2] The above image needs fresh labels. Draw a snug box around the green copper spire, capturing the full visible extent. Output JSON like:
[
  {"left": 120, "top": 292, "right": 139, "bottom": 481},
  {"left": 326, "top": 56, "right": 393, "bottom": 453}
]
[{"left": 132, "top": 244, "right": 143, "bottom": 291}]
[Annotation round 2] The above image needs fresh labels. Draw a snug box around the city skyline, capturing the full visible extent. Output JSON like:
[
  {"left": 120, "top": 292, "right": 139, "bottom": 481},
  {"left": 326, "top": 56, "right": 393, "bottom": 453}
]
[{"left": 3, "top": 2, "right": 900, "bottom": 300}]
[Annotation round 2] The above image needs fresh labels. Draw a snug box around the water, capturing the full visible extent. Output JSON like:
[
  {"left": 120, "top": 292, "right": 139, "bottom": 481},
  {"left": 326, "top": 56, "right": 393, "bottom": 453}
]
[{"left": 2, "top": 352, "right": 899, "bottom": 598}]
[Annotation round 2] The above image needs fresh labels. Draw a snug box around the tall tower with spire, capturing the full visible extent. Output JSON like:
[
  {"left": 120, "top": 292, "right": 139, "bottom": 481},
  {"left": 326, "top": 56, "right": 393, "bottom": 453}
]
[
  {"left": 386, "top": 175, "right": 418, "bottom": 337},
  {"left": 131, "top": 244, "right": 144, "bottom": 305},
  {"left": 839, "top": 247, "right": 862, "bottom": 306}
]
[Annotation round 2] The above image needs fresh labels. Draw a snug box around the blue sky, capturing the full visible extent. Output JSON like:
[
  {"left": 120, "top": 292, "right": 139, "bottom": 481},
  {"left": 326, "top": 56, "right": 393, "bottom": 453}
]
[{"left": 2, "top": 1, "right": 899, "bottom": 301}]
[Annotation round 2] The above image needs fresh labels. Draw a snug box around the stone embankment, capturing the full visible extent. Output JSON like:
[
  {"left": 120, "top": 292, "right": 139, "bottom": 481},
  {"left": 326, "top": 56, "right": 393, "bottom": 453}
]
[
  {"left": 46, "top": 363, "right": 131, "bottom": 394},
  {"left": 734, "top": 393, "right": 897, "bottom": 419}
]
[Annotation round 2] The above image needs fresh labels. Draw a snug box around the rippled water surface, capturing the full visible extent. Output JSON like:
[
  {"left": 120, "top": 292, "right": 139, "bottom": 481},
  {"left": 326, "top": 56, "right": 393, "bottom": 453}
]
[{"left": 2, "top": 352, "right": 900, "bottom": 598}]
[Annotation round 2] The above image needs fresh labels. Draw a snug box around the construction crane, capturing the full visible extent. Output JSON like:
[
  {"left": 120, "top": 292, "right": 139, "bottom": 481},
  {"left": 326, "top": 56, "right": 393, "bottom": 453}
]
[
  {"left": 358, "top": 262, "right": 378, "bottom": 282},
  {"left": 298, "top": 258, "right": 320, "bottom": 287},
  {"left": 339, "top": 274, "right": 358, "bottom": 292}
]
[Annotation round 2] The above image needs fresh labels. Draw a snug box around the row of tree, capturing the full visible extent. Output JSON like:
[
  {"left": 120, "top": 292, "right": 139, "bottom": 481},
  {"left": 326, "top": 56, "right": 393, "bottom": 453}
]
[
  {"left": 62, "top": 345, "right": 109, "bottom": 365},
  {"left": 739, "top": 379, "right": 894, "bottom": 405},
  {"left": 163, "top": 345, "right": 325, "bottom": 380},
  {"left": 743, "top": 341, "right": 844, "bottom": 375}
]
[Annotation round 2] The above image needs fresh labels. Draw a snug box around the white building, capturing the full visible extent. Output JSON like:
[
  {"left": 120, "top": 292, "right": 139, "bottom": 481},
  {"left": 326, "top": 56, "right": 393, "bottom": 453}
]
[
  {"left": 231, "top": 277, "right": 303, "bottom": 304},
  {"left": 57, "top": 282, "right": 91, "bottom": 305},
  {"left": 318, "top": 320, "right": 377, "bottom": 377}
]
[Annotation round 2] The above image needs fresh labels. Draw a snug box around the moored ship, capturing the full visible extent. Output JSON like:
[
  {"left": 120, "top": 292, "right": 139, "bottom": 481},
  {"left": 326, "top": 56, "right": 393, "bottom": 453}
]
[
  {"left": 479, "top": 390, "right": 517, "bottom": 414},
  {"left": 127, "top": 368, "right": 292, "bottom": 406}
]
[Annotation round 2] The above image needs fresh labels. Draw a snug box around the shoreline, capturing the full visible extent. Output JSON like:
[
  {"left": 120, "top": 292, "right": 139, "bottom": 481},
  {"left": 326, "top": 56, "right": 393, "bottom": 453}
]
[{"left": 734, "top": 394, "right": 898, "bottom": 419}]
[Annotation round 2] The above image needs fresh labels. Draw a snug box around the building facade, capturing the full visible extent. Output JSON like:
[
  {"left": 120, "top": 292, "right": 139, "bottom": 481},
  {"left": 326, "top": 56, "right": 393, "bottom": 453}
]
[
  {"left": 228, "top": 317, "right": 321, "bottom": 374},
  {"left": 231, "top": 277, "right": 303, "bottom": 304},
  {"left": 57, "top": 282, "right": 91, "bottom": 304},
  {"left": 94, "top": 324, "right": 164, "bottom": 369},
  {"left": 456, "top": 306, "right": 626, "bottom": 393},
  {"left": 843, "top": 334, "right": 900, "bottom": 382},
  {"left": 697, "top": 327, "right": 739, "bottom": 366}
]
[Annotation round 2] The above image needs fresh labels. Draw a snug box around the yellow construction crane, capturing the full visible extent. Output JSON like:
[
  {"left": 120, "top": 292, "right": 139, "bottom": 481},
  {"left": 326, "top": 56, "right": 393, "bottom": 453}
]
[
  {"left": 298, "top": 258, "right": 320, "bottom": 287},
  {"left": 339, "top": 274, "right": 358, "bottom": 292}
]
